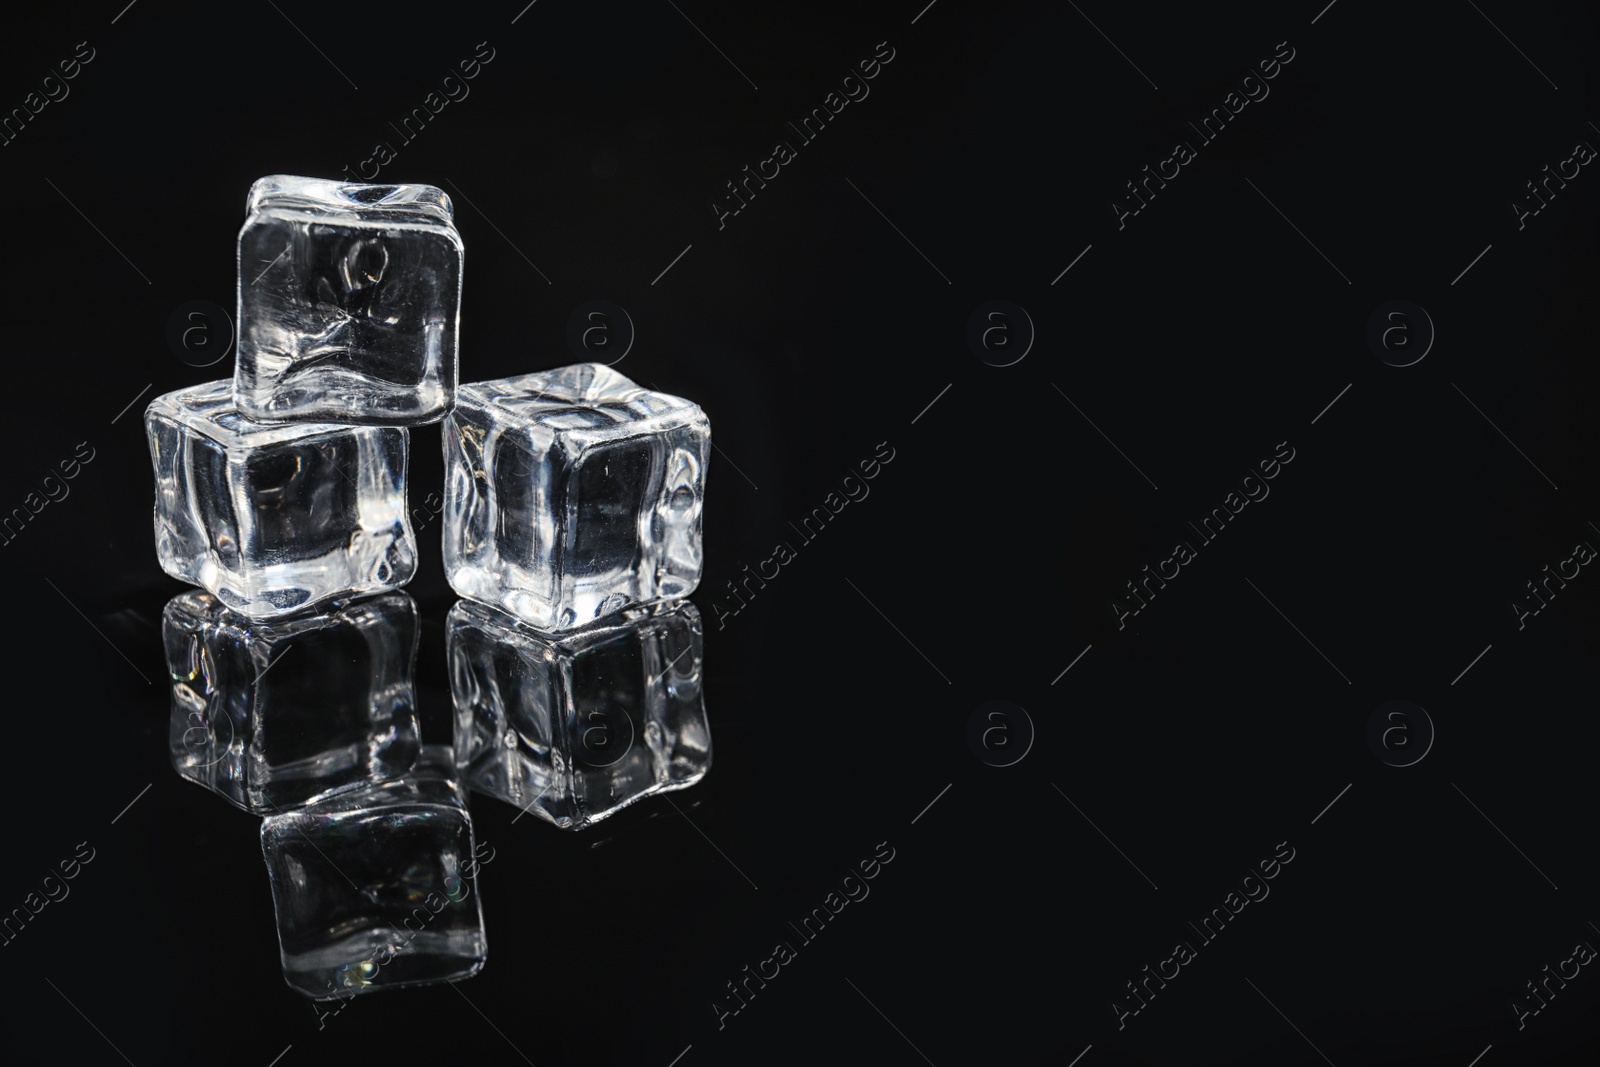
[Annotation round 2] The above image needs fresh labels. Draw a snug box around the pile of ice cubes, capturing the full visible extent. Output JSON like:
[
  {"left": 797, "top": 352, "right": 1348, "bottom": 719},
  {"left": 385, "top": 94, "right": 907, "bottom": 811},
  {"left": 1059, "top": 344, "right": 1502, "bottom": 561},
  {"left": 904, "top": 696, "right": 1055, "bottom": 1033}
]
[{"left": 148, "top": 175, "right": 713, "bottom": 999}]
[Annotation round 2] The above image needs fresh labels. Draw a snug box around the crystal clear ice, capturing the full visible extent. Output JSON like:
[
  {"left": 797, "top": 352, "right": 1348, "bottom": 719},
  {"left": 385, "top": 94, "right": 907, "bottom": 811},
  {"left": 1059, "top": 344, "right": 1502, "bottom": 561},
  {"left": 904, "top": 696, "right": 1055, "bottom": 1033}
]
[
  {"left": 165, "top": 590, "right": 421, "bottom": 814},
  {"left": 449, "top": 597, "right": 711, "bottom": 830},
  {"left": 146, "top": 380, "right": 416, "bottom": 618},
  {"left": 144, "top": 173, "right": 719, "bottom": 1005},
  {"left": 235, "top": 175, "right": 462, "bottom": 425},
  {"left": 442, "top": 363, "right": 709, "bottom": 631},
  {"left": 260, "top": 745, "right": 488, "bottom": 998}
]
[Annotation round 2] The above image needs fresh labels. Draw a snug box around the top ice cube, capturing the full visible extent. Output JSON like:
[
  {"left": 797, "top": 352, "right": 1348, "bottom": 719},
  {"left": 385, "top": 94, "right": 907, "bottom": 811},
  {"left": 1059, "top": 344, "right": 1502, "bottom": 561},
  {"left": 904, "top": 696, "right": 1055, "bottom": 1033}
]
[{"left": 235, "top": 175, "right": 462, "bottom": 426}]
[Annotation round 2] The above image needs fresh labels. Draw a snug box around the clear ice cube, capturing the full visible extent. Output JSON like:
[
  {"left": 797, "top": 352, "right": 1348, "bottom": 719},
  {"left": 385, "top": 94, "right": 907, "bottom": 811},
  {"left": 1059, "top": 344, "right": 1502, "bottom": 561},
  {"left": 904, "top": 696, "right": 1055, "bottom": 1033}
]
[
  {"left": 165, "top": 590, "right": 421, "bottom": 814},
  {"left": 448, "top": 597, "right": 711, "bottom": 830},
  {"left": 145, "top": 380, "right": 417, "bottom": 618},
  {"left": 260, "top": 745, "right": 488, "bottom": 999},
  {"left": 235, "top": 175, "right": 462, "bottom": 425},
  {"left": 442, "top": 363, "right": 709, "bottom": 631}
]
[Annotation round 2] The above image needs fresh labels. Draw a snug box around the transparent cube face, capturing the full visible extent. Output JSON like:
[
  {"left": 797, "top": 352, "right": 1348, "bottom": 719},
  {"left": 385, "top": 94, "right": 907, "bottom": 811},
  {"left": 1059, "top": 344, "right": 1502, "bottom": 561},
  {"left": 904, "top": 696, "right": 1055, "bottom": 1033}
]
[
  {"left": 164, "top": 591, "right": 421, "bottom": 814},
  {"left": 146, "top": 380, "right": 417, "bottom": 618},
  {"left": 235, "top": 175, "right": 462, "bottom": 425},
  {"left": 442, "top": 363, "right": 710, "bottom": 631},
  {"left": 448, "top": 598, "right": 711, "bottom": 830},
  {"left": 260, "top": 746, "right": 487, "bottom": 999}
]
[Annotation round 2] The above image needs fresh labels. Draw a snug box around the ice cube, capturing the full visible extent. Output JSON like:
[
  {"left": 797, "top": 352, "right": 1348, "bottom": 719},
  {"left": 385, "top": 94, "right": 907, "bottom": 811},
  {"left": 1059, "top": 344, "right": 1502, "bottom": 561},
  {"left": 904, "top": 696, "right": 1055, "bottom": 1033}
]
[
  {"left": 235, "top": 174, "right": 462, "bottom": 425},
  {"left": 442, "top": 363, "right": 709, "bottom": 631},
  {"left": 165, "top": 590, "right": 420, "bottom": 814},
  {"left": 260, "top": 745, "right": 489, "bottom": 999},
  {"left": 448, "top": 597, "right": 711, "bottom": 830},
  {"left": 145, "top": 379, "right": 416, "bottom": 618}
]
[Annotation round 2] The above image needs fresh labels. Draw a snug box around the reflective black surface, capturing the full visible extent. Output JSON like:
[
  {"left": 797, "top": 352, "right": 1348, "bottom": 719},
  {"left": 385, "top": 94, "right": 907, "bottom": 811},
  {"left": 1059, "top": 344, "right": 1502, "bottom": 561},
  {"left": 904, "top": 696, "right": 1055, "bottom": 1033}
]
[{"left": 8, "top": 1, "right": 1600, "bottom": 1064}]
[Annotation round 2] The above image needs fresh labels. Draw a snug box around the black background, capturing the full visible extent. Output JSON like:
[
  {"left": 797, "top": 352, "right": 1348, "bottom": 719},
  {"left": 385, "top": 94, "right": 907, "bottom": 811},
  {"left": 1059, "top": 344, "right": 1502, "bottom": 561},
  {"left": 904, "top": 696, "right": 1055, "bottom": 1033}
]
[{"left": 2, "top": 0, "right": 1598, "bottom": 1064}]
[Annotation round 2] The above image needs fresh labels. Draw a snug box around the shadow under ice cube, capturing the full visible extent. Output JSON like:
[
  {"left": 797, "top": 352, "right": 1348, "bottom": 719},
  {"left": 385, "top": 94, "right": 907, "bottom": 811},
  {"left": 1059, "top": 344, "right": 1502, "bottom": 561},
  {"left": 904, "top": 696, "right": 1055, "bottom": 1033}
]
[
  {"left": 442, "top": 362, "right": 710, "bottom": 631},
  {"left": 145, "top": 380, "right": 416, "bottom": 618},
  {"left": 235, "top": 174, "right": 462, "bottom": 425},
  {"left": 261, "top": 746, "right": 487, "bottom": 999},
  {"left": 164, "top": 590, "right": 420, "bottom": 814},
  {"left": 448, "top": 597, "right": 711, "bottom": 830}
]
